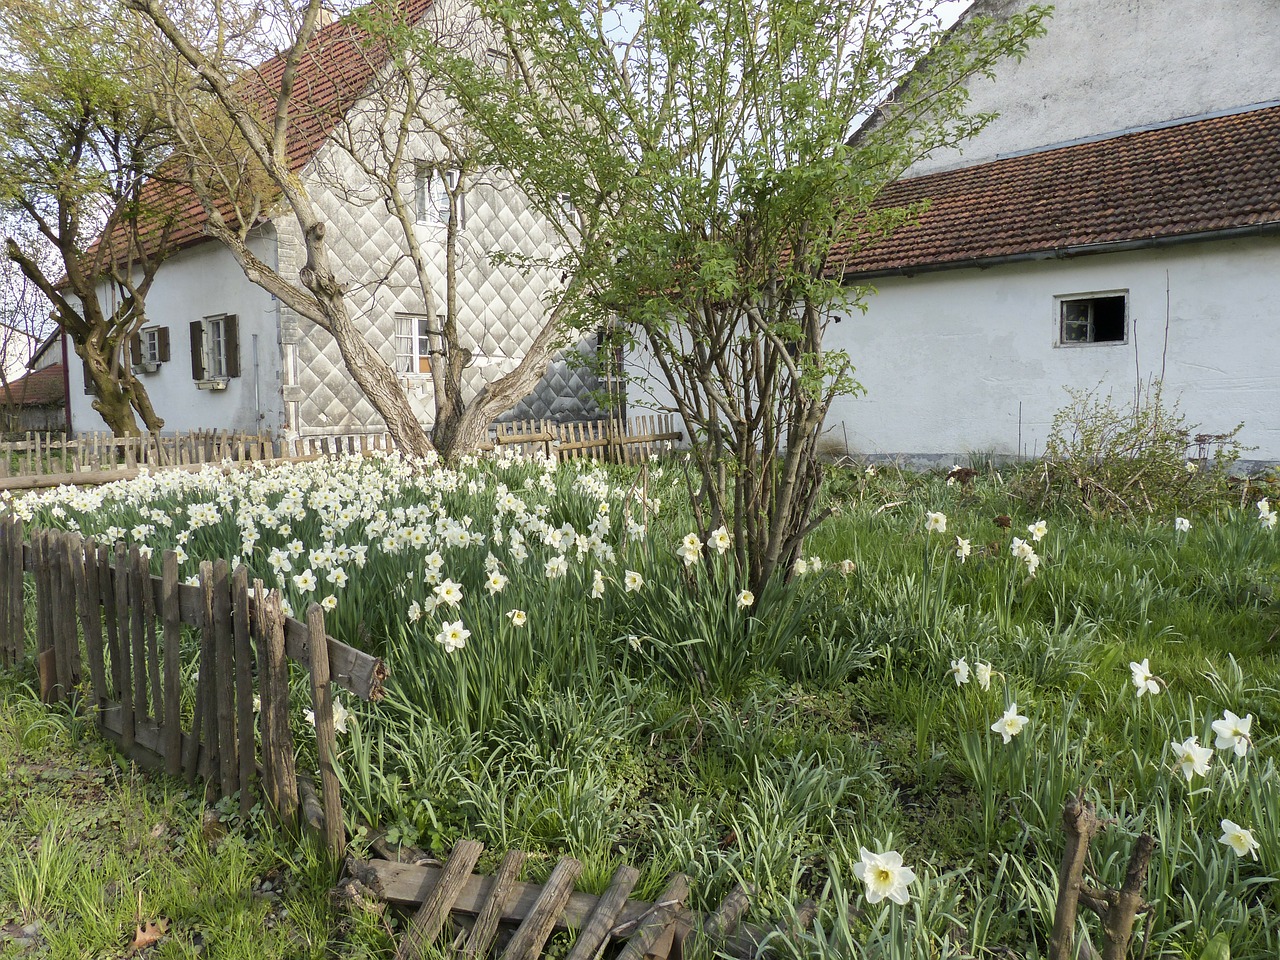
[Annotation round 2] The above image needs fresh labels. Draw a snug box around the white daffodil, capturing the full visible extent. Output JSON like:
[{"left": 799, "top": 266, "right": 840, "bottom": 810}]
[
  {"left": 436, "top": 620, "right": 470, "bottom": 652},
  {"left": 293, "top": 569, "right": 317, "bottom": 593},
  {"left": 1211, "top": 710, "right": 1253, "bottom": 757},
  {"left": 407, "top": 600, "right": 422, "bottom": 623},
  {"left": 1258, "top": 498, "right": 1273, "bottom": 520},
  {"left": 793, "top": 557, "right": 809, "bottom": 576},
  {"left": 1175, "top": 516, "right": 1191, "bottom": 533},
  {"left": 1129, "top": 659, "right": 1161, "bottom": 697},
  {"left": 486, "top": 570, "right": 509, "bottom": 595},
  {"left": 624, "top": 570, "right": 644, "bottom": 592},
  {"left": 1170, "top": 735, "right": 1213, "bottom": 781},
  {"left": 676, "top": 532, "right": 703, "bottom": 566},
  {"left": 949, "top": 657, "right": 970, "bottom": 686},
  {"left": 707, "top": 526, "right": 732, "bottom": 555},
  {"left": 974, "top": 662, "right": 993, "bottom": 691},
  {"left": 1027, "top": 519, "right": 1048, "bottom": 542},
  {"left": 925, "top": 511, "right": 947, "bottom": 534},
  {"left": 590, "top": 570, "right": 606, "bottom": 599},
  {"left": 852, "top": 847, "right": 916, "bottom": 905},
  {"left": 544, "top": 555, "right": 568, "bottom": 579},
  {"left": 332, "top": 697, "right": 350, "bottom": 735},
  {"left": 434, "top": 578, "right": 464, "bottom": 607},
  {"left": 506, "top": 609, "right": 527, "bottom": 627},
  {"left": 1218, "top": 819, "right": 1260, "bottom": 859},
  {"left": 992, "top": 703, "right": 1029, "bottom": 744},
  {"left": 320, "top": 594, "right": 337, "bottom": 612},
  {"left": 326, "top": 567, "right": 348, "bottom": 588},
  {"left": 955, "top": 537, "right": 971, "bottom": 562},
  {"left": 839, "top": 559, "right": 856, "bottom": 576},
  {"left": 736, "top": 590, "right": 754, "bottom": 609},
  {"left": 1010, "top": 537, "right": 1034, "bottom": 560},
  {"left": 1185, "top": 460, "right": 1199, "bottom": 474}
]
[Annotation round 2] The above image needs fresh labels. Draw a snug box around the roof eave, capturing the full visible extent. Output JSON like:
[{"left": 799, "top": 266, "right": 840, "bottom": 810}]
[{"left": 840, "top": 220, "right": 1280, "bottom": 284}]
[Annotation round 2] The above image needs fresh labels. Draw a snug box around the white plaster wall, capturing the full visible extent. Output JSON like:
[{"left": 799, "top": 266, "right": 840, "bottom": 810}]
[
  {"left": 823, "top": 236, "right": 1280, "bottom": 462},
  {"left": 68, "top": 234, "right": 285, "bottom": 436},
  {"left": 909, "top": 0, "right": 1280, "bottom": 175}
]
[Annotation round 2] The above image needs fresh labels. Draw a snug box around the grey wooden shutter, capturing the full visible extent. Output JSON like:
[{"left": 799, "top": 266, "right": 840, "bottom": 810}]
[
  {"left": 157, "top": 327, "right": 170, "bottom": 363},
  {"left": 189, "top": 320, "right": 204, "bottom": 380},
  {"left": 129, "top": 334, "right": 142, "bottom": 365},
  {"left": 224, "top": 315, "right": 240, "bottom": 378}
]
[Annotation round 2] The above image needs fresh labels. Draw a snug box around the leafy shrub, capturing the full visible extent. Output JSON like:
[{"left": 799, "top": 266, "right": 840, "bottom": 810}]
[{"left": 1022, "top": 379, "right": 1245, "bottom": 519}]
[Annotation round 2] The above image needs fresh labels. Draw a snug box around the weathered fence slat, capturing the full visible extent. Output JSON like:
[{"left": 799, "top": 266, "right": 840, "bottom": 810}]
[
  {"left": 462, "top": 849, "right": 527, "bottom": 960},
  {"left": 306, "top": 603, "right": 345, "bottom": 858},
  {"left": 395, "top": 839, "right": 486, "bottom": 960},
  {"left": 614, "top": 873, "right": 690, "bottom": 960},
  {"left": 257, "top": 585, "right": 298, "bottom": 825},
  {"left": 129, "top": 547, "right": 149, "bottom": 722},
  {"left": 563, "top": 864, "right": 641, "bottom": 960},
  {"left": 98, "top": 544, "right": 120, "bottom": 700},
  {"left": 192, "top": 560, "right": 216, "bottom": 782},
  {"left": 113, "top": 543, "right": 134, "bottom": 748},
  {"left": 232, "top": 565, "right": 256, "bottom": 817},
  {"left": 212, "top": 559, "right": 237, "bottom": 799},
  {"left": 501, "top": 857, "right": 584, "bottom": 960},
  {"left": 7, "top": 519, "right": 21, "bottom": 665},
  {"left": 161, "top": 552, "right": 182, "bottom": 777},
  {"left": 75, "top": 537, "right": 107, "bottom": 713}
]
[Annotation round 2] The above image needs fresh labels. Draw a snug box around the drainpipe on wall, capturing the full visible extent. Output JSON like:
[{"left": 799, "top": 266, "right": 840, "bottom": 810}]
[
  {"left": 60, "top": 330, "right": 71, "bottom": 433},
  {"left": 252, "top": 333, "right": 261, "bottom": 427}
]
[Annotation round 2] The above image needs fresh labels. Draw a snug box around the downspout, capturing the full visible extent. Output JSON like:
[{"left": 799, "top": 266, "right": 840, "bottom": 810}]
[{"left": 60, "top": 330, "right": 71, "bottom": 433}]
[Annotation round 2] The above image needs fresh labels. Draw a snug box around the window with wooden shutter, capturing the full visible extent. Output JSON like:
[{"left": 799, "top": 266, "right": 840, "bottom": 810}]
[
  {"left": 189, "top": 320, "right": 205, "bottom": 380},
  {"left": 223, "top": 315, "right": 240, "bottom": 378},
  {"left": 129, "top": 334, "right": 143, "bottom": 366}
]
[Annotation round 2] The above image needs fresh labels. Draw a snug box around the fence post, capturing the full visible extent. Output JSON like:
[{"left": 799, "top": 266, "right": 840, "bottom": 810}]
[
  {"left": 114, "top": 542, "right": 134, "bottom": 750},
  {"left": 161, "top": 551, "right": 182, "bottom": 776},
  {"left": 256, "top": 584, "right": 298, "bottom": 826},
  {"left": 232, "top": 566, "right": 256, "bottom": 818},
  {"left": 306, "top": 603, "right": 345, "bottom": 858}
]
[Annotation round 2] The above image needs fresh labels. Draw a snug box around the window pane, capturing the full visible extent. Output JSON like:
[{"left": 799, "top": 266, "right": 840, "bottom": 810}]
[
  {"left": 1092, "top": 296, "right": 1126, "bottom": 342},
  {"left": 1061, "top": 301, "right": 1091, "bottom": 343}
]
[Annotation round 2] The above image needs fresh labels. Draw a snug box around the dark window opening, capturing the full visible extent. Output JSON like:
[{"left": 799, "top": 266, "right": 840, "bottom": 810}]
[{"left": 1060, "top": 294, "right": 1126, "bottom": 345}]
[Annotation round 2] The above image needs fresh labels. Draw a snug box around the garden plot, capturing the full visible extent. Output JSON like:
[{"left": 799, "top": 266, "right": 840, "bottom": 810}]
[{"left": 11, "top": 453, "right": 1280, "bottom": 959}]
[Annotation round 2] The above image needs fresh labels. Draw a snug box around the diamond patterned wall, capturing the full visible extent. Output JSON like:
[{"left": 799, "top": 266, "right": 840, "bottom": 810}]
[{"left": 279, "top": 126, "right": 602, "bottom": 437}]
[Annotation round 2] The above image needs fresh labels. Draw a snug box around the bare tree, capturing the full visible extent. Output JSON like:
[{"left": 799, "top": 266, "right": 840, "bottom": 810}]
[
  {"left": 129, "top": 0, "right": 581, "bottom": 458},
  {"left": 0, "top": 0, "right": 175, "bottom": 437}
]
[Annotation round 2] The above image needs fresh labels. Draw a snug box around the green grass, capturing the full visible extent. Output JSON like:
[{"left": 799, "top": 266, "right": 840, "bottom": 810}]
[
  {"left": 11, "top": 454, "right": 1280, "bottom": 958},
  {"left": 0, "top": 672, "right": 392, "bottom": 958}
]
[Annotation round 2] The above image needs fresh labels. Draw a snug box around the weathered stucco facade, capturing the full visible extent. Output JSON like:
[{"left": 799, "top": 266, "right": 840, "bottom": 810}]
[{"left": 908, "top": 0, "right": 1280, "bottom": 176}]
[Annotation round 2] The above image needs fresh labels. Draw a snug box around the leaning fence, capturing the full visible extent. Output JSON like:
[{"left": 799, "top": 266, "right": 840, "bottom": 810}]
[{"left": 0, "top": 516, "right": 386, "bottom": 856}]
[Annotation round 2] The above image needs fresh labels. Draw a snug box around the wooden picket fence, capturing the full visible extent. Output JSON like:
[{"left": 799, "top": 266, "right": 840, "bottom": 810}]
[
  {"left": 0, "top": 516, "right": 387, "bottom": 856},
  {"left": 0, "top": 418, "right": 679, "bottom": 486},
  {"left": 350, "top": 845, "right": 777, "bottom": 960},
  {"left": 488, "top": 415, "right": 681, "bottom": 464}
]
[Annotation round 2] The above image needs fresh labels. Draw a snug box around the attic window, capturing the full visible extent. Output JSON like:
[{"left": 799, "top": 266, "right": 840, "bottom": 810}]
[
  {"left": 1058, "top": 293, "right": 1127, "bottom": 345},
  {"left": 414, "top": 165, "right": 465, "bottom": 229}
]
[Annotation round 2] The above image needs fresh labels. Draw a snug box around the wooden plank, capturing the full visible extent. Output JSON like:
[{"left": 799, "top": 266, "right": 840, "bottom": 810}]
[
  {"left": 394, "top": 839, "right": 485, "bottom": 960},
  {"left": 56, "top": 533, "right": 83, "bottom": 690},
  {"left": 257, "top": 586, "right": 298, "bottom": 825},
  {"left": 77, "top": 537, "right": 107, "bottom": 711},
  {"left": 129, "top": 547, "right": 149, "bottom": 722},
  {"left": 98, "top": 544, "right": 119, "bottom": 700},
  {"left": 563, "top": 864, "right": 641, "bottom": 960},
  {"left": 161, "top": 551, "right": 183, "bottom": 776},
  {"left": 613, "top": 874, "right": 690, "bottom": 960},
  {"left": 462, "top": 849, "right": 527, "bottom": 960},
  {"left": 33, "top": 531, "right": 52, "bottom": 675},
  {"left": 232, "top": 566, "right": 256, "bottom": 817},
  {"left": 100, "top": 706, "right": 197, "bottom": 774},
  {"left": 7, "top": 518, "right": 21, "bottom": 665},
  {"left": 196, "top": 560, "right": 217, "bottom": 781},
  {"left": 0, "top": 520, "right": 11, "bottom": 667},
  {"left": 211, "top": 559, "right": 237, "bottom": 798},
  {"left": 113, "top": 543, "right": 134, "bottom": 748},
  {"left": 305, "top": 603, "right": 344, "bottom": 858},
  {"left": 141, "top": 549, "right": 160, "bottom": 723},
  {"left": 46, "top": 533, "right": 70, "bottom": 702},
  {"left": 701, "top": 881, "right": 752, "bottom": 944},
  {"left": 501, "top": 857, "right": 583, "bottom": 960}
]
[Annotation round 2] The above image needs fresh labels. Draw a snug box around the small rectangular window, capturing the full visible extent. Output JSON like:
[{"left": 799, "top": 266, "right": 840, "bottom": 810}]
[
  {"left": 395, "top": 313, "right": 447, "bottom": 376},
  {"left": 414, "top": 164, "right": 465, "bottom": 229},
  {"left": 190, "top": 314, "right": 240, "bottom": 382},
  {"left": 1058, "top": 293, "right": 1127, "bottom": 345}
]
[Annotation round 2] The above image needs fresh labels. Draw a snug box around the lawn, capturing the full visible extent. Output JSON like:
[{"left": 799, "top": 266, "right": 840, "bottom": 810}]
[{"left": 9, "top": 451, "right": 1280, "bottom": 958}]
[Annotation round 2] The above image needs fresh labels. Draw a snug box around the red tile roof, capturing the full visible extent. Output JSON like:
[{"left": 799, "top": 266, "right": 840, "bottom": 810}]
[
  {"left": 834, "top": 105, "right": 1280, "bottom": 279},
  {"left": 2, "top": 364, "right": 66, "bottom": 408},
  {"left": 96, "top": 0, "right": 434, "bottom": 261}
]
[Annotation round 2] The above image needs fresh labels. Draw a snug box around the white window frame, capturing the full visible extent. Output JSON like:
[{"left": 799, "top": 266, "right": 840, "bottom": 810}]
[
  {"left": 140, "top": 327, "right": 162, "bottom": 365},
  {"left": 395, "top": 313, "right": 447, "bottom": 376},
  {"left": 1055, "top": 290, "right": 1129, "bottom": 347},
  {"left": 414, "top": 165, "right": 465, "bottom": 229},
  {"left": 204, "top": 315, "right": 229, "bottom": 379}
]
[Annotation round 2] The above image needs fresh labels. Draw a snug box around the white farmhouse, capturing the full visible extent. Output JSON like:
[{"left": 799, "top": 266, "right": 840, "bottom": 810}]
[
  {"left": 826, "top": 0, "right": 1280, "bottom": 464},
  {"left": 70, "top": 0, "right": 604, "bottom": 439}
]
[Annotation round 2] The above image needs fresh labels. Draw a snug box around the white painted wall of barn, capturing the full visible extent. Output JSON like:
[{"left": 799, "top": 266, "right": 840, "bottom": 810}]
[{"left": 824, "top": 235, "right": 1280, "bottom": 463}]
